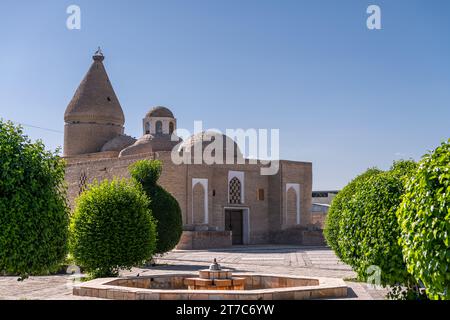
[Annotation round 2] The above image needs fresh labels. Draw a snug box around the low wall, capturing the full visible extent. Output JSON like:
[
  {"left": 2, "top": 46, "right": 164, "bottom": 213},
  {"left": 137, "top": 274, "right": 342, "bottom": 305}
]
[
  {"left": 269, "top": 227, "right": 325, "bottom": 246},
  {"left": 301, "top": 230, "right": 326, "bottom": 246},
  {"left": 175, "top": 228, "right": 325, "bottom": 249},
  {"left": 176, "top": 231, "right": 232, "bottom": 250},
  {"left": 310, "top": 213, "right": 326, "bottom": 229}
]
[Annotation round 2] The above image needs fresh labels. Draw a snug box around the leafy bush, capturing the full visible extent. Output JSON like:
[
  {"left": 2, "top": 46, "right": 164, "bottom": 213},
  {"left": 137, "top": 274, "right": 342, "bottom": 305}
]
[
  {"left": 129, "top": 160, "right": 183, "bottom": 254},
  {"left": 0, "top": 120, "right": 69, "bottom": 278},
  {"left": 70, "top": 179, "right": 157, "bottom": 277},
  {"left": 386, "top": 284, "right": 428, "bottom": 300},
  {"left": 397, "top": 140, "right": 450, "bottom": 300},
  {"left": 330, "top": 161, "right": 418, "bottom": 287},
  {"left": 324, "top": 168, "right": 381, "bottom": 260}
]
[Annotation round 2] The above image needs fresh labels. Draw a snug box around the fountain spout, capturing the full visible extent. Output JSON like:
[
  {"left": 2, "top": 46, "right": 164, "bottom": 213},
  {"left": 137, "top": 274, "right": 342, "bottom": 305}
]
[
  {"left": 184, "top": 259, "right": 245, "bottom": 290},
  {"left": 209, "top": 258, "right": 221, "bottom": 271}
]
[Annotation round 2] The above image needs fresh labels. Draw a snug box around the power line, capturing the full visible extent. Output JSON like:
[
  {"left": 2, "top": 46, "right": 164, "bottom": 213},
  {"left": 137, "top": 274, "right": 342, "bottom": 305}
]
[{"left": 11, "top": 121, "right": 63, "bottom": 134}]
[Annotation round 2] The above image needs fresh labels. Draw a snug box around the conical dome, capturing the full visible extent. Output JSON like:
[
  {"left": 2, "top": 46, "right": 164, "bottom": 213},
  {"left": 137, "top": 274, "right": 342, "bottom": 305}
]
[{"left": 64, "top": 52, "right": 125, "bottom": 125}]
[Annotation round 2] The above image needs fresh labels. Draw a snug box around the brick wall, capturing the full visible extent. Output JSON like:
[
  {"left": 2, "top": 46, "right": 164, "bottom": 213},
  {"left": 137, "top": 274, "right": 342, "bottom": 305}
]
[
  {"left": 65, "top": 152, "right": 319, "bottom": 247},
  {"left": 280, "top": 161, "right": 313, "bottom": 228},
  {"left": 64, "top": 123, "right": 123, "bottom": 156},
  {"left": 176, "top": 231, "right": 232, "bottom": 250},
  {"left": 310, "top": 213, "right": 326, "bottom": 229}
]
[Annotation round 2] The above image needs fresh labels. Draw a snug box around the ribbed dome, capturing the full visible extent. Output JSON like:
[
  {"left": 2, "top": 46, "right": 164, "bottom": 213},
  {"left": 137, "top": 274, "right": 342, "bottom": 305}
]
[
  {"left": 101, "top": 134, "right": 136, "bottom": 152},
  {"left": 178, "top": 131, "right": 242, "bottom": 159},
  {"left": 119, "top": 135, "right": 153, "bottom": 157},
  {"left": 145, "top": 106, "right": 174, "bottom": 118},
  {"left": 64, "top": 54, "right": 125, "bottom": 125},
  {"left": 119, "top": 133, "right": 181, "bottom": 157}
]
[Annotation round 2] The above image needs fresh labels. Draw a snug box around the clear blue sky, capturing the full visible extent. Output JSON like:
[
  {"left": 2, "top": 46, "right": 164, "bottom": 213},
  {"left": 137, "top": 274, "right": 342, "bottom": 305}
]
[{"left": 0, "top": 0, "right": 449, "bottom": 190}]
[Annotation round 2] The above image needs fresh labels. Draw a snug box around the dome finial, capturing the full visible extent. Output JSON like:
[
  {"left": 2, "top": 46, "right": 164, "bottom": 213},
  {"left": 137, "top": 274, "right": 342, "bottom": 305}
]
[{"left": 93, "top": 46, "right": 104, "bottom": 61}]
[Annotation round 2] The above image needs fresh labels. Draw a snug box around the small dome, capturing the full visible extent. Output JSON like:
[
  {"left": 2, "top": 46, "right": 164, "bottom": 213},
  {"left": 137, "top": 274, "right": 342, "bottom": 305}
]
[
  {"left": 178, "top": 131, "right": 243, "bottom": 160},
  {"left": 146, "top": 106, "right": 174, "bottom": 118},
  {"left": 119, "top": 135, "right": 153, "bottom": 157},
  {"left": 134, "top": 134, "right": 154, "bottom": 145},
  {"left": 119, "top": 133, "right": 182, "bottom": 157},
  {"left": 101, "top": 134, "right": 136, "bottom": 152}
]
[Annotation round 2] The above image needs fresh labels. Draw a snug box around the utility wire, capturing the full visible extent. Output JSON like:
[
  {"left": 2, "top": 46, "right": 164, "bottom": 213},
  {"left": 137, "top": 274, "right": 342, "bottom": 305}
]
[{"left": 11, "top": 121, "right": 63, "bottom": 134}]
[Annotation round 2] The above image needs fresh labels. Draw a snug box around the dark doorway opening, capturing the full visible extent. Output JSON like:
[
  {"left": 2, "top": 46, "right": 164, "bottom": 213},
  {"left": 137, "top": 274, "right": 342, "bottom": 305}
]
[{"left": 225, "top": 209, "right": 243, "bottom": 245}]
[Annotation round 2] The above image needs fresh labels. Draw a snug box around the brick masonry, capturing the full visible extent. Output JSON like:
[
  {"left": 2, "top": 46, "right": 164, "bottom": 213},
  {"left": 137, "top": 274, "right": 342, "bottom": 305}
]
[
  {"left": 65, "top": 151, "right": 322, "bottom": 247},
  {"left": 176, "top": 231, "right": 232, "bottom": 250}
]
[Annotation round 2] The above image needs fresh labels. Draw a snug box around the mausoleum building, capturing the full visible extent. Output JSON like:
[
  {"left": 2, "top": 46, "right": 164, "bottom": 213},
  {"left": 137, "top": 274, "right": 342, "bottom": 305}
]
[{"left": 64, "top": 51, "right": 323, "bottom": 249}]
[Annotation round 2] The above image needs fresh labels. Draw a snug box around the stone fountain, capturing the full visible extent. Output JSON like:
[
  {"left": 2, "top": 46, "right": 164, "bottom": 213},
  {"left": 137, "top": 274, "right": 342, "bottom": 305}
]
[
  {"left": 183, "top": 259, "right": 245, "bottom": 290},
  {"left": 73, "top": 258, "right": 349, "bottom": 299}
]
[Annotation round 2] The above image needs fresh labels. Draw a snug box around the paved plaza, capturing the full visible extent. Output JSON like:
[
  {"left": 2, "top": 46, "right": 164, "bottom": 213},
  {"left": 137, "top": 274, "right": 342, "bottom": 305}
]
[{"left": 0, "top": 246, "right": 388, "bottom": 300}]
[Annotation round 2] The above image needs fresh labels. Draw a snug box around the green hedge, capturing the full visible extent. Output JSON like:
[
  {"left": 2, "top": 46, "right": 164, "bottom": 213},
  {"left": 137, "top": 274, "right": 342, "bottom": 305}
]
[
  {"left": 324, "top": 168, "right": 381, "bottom": 260},
  {"left": 337, "top": 161, "right": 417, "bottom": 286},
  {"left": 70, "top": 179, "right": 157, "bottom": 277},
  {"left": 0, "top": 120, "right": 69, "bottom": 278},
  {"left": 129, "top": 160, "right": 183, "bottom": 254},
  {"left": 397, "top": 140, "right": 450, "bottom": 300}
]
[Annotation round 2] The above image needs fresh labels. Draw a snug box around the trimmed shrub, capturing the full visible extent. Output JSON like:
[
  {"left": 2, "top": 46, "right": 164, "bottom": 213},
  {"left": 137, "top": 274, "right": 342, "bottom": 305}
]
[
  {"left": 129, "top": 160, "right": 183, "bottom": 254},
  {"left": 0, "top": 120, "right": 69, "bottom": 278},
  {"left": 390, "top": 160, "right": 419, "bottom": 179},
  {"left": 397, "top": 140, "right": 450, "bottom": 300},
  {"left": 324, "top": 168, "right": 381, "bottom": 260},
  {"left": 70, "top": 179, "right": 157, "bottom": 277},
  {"left": 337, "top": 161, "right": 417, "bottom": 286}
]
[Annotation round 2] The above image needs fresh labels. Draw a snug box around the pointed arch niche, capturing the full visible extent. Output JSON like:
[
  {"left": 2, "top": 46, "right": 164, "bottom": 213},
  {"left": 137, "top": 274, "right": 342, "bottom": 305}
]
[
  {"left": 285, "top": 183, "right": 300, "bottom": 226},
  {"left": 192, "top": 178, "right": 208, "bottom": 224}
]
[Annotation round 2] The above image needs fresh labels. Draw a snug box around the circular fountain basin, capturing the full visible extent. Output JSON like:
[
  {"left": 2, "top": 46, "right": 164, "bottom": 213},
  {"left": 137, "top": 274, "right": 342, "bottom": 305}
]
[{"left": 73, "top": 273, "right": 348, "bottom": 300}]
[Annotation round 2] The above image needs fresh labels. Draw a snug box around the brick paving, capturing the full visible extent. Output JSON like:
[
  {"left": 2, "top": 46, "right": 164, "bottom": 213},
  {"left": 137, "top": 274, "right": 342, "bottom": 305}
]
[{"left": 0, "top": 245, "right": 388, "bottom": 300}]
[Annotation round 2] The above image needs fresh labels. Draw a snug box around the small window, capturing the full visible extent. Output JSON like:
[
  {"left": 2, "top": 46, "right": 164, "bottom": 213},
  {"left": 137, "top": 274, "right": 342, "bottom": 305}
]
[
  {"left": 155, "top": 121, "right": 163, "bottom": 134},
  {"left": 78, "top": 171, "right": 88, "bottom": 195},
  {"left": 169, "top": 122, "right": 174, "bottom": 134},
  {"left": 229, "top": 177, "right": 242, "bottom": 204},
  {"left": 257, "top": 188, "right": 265, "bottom": 201},
  {"left": 107, "top": 97, "right": 111, "bottom": 102}
]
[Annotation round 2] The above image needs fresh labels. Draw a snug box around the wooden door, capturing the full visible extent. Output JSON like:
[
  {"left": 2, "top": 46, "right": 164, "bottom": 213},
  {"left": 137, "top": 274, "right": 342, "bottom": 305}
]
[{"left": 225, "top": 209, "right": 243, "bottom": 245}]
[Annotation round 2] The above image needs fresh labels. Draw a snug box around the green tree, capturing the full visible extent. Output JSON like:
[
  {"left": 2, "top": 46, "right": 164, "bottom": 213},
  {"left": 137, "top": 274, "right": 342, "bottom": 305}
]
[
  {"left": 0, "top": 120, "right": 69, "bottom": 278},
  {"left": 397, "top": 140, "right": 450, "bottom": 300},
  {"left": 337, "top": 161, "right": 417, "bottom": 286},
  {"left": 70, "top": 179, "right": 157, "bottom": 277},
  {"left": 129, "top": 160, "right": 183, "bottom": 254},
  {"left": 324, "top": 168, "right": 381, "bottom": 260},
  {"left": 326, "top": 160, "right": 424, "bottom": 295}
]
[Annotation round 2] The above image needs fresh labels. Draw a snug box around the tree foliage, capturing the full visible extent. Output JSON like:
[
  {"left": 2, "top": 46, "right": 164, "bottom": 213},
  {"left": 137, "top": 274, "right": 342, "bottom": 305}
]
[
  {"left": 397, "top": 140, "right": 450, "bottom": 300},
  {"left": 0, "top": 120, "right": 69, "bottom": 278},
  {"left": 129, "top": 160, "right": 183, "bottom": 254},
  {"left": 324, "top": 168, "right": 381, "bottom": 260},
  {"left": 70, "top": 179, "right": 157, "bottom": 277},
  {"left": 326, "top": 161, "right": 420, "bottom": 287},
  {"left": 337, "top": 161, "right": 417, "bottom": 286}
]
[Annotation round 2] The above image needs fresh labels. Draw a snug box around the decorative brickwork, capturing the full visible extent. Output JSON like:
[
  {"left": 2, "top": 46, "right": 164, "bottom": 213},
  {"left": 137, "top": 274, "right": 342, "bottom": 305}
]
[
  {"left": 78, "top": 171, "right": 88, "bottom": 195},
  {"left": 228, "top": 177, "right": 242, "bottom": 204}
]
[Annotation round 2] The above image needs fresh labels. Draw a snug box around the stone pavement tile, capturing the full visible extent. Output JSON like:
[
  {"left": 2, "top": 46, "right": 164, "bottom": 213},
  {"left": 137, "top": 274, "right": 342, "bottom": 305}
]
[{"left": 0, "top": 246, "right": 387, "bottom": 300}]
